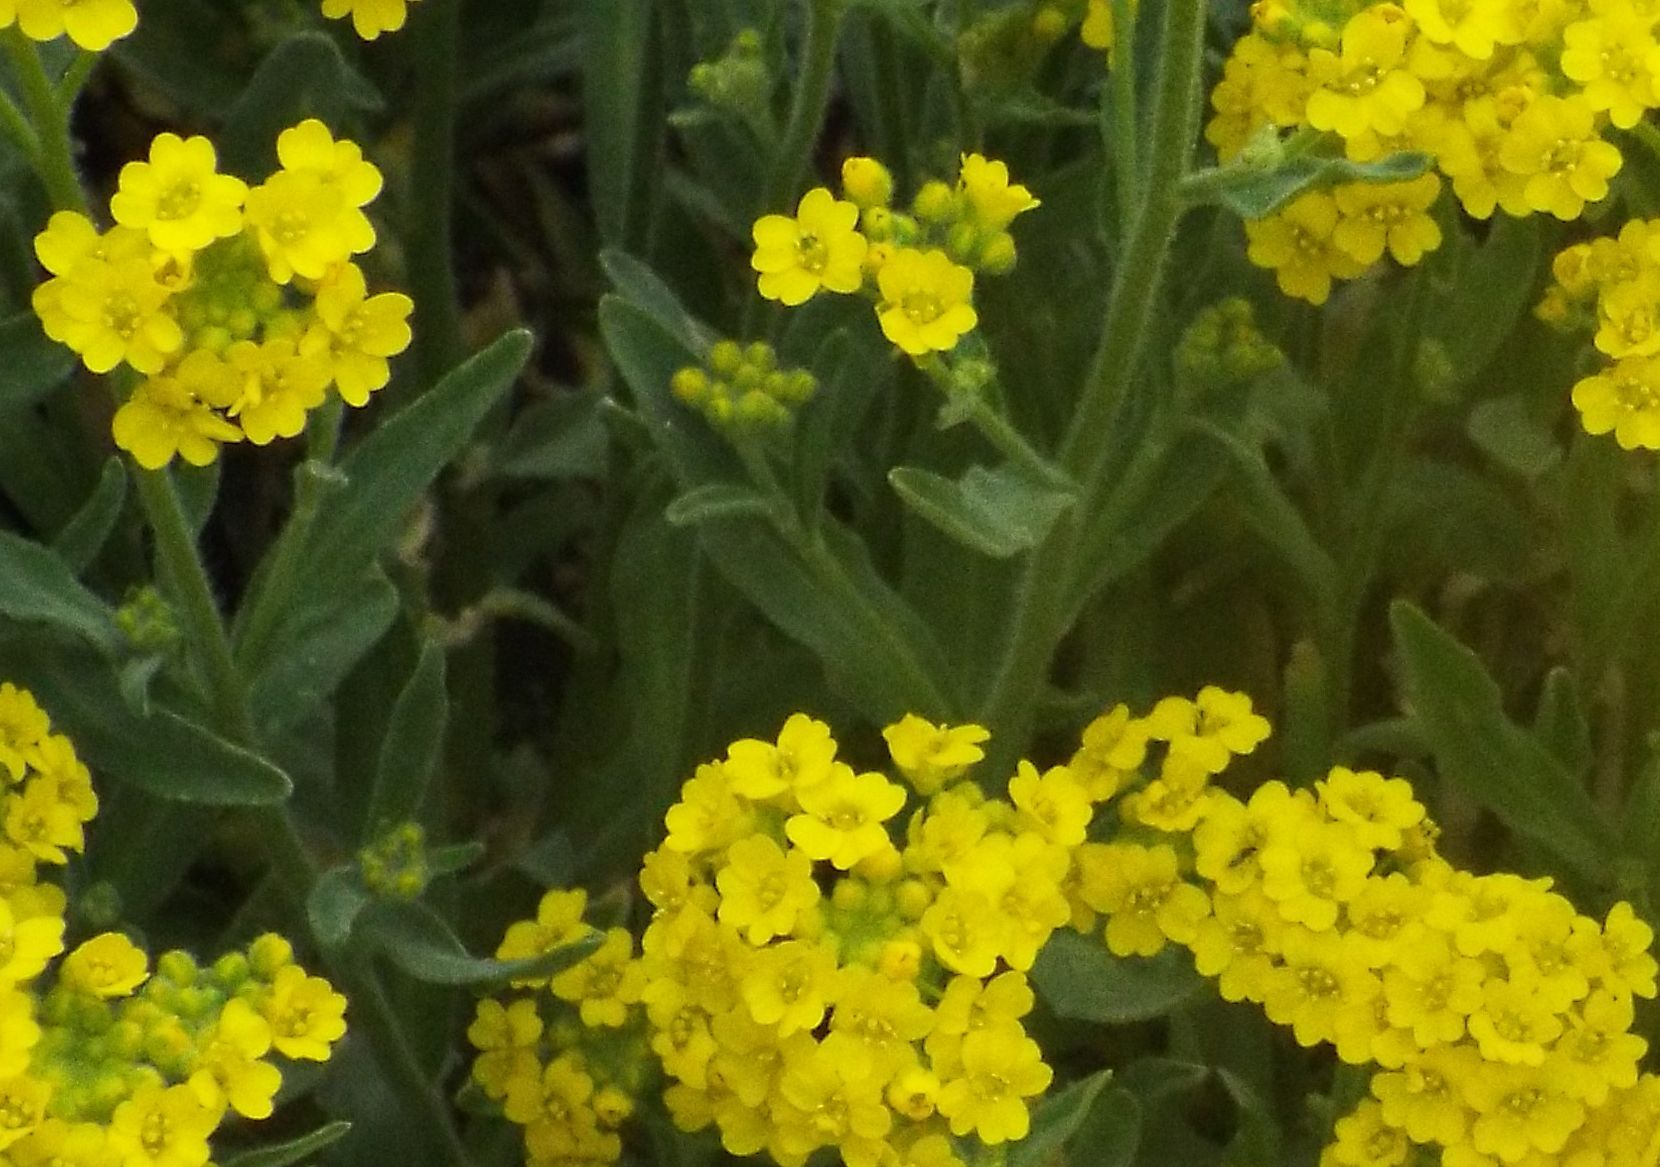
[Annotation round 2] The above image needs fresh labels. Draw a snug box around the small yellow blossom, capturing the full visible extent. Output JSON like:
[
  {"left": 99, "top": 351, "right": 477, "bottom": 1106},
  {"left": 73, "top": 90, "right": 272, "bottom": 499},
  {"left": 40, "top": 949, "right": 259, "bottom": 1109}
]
[
  {"left": 875, "top": 248, "right": 978, "bottom": 355},
  {"left": 751, "top": 188, "right": 868, "bottom": 306}
]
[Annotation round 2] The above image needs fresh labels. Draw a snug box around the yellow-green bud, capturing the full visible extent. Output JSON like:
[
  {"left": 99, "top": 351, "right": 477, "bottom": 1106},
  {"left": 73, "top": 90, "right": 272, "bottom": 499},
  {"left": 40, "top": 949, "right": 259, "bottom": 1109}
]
[
  {"left": 946, "top": 222, "right": 982, "bottom": 264},
  {"left": 913, "top": 180, "right": 957, "bottom": 224},
  {"left": 1032, "top": 5, "right": 1069, "bottom": 40},
  {"left": 841, "top": 156, "right": 895, "bottom": 209},
  {"left": 709, "top": 339, "right": 745, "bottom": 376},
  {"left": 978, "top": 232, "right": 1018, "bottom": 275}
]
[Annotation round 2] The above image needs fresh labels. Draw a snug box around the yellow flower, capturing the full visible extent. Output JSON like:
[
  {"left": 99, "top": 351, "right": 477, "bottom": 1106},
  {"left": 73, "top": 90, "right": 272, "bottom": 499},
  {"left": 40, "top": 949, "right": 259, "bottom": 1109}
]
[
  {"left": 935, "top": 1021, "right": 1052, "bottom": 1144},
  {"left": 468, "top": 998, "right": 544, "bottom": 1100},
  {"left": 35, "top": 254, "right": 183, "bottom": 375},
  {"left": 663, "top": 763, "right": 753, "bottom": 856},
  {"left": 715, "top": 835, "right": 820, "bottom": 944},
  {"left": 1403, "top": 0, "right": 1519, "bottom": 58},
  {"left": 1332, "top": 175, "right": 1445, "bottom": 267},
  {"left": 1380, "top": 931, "right": 1484, "bottom": 1044},
  {"left": 1468, "top": 978, "right": 1563, "bottom": 1065},
  {"left": 785, "top": 766, "right": 906, "bottom": 870},
  {"left": 1571, "top": 356, "right": 1660, "bottom": 450},
  {"left": 107, "top": 1083, "right": 219, "bottom": 1167},
  {"left": 5, "top": 779, "right": 85, "bottom": 864},
  {"left": 1322, "top": 1100, "right": 1409, "bottom": 1167},
  {"left": 841, "top": 157, "right": 894, "bottom": 209},
  {"left": 1069, "top": 703, "right": 1150, "bottom": 801},
  {"left": 1261, "top": 928, "right": 1380, "bottom": 1048},
  {"left": 188, "top": 998, "right": 282, "bottom": 1120},
  {"left": 956, "top": 154, "right": 1040, "bottom": 232},
  {"left": 321, "top": 0, "right": 419, "bottom": 39},
  {"left": 1189, "top": 887, "right": 1283, "bottom": 1004},
  {"left": 920, "top": 887, "right": 1003, "bottom": 976},
  {"left": 739, "top": 940, "right": 838, "bottom": 1034},
  {"left": 0, "top": 687, "right": 48, "bottom": 785},
  {"left": 1550, "top": 989, "right": 1646, "bottom": 1106},
  {"left": 1074, "top": 842, "right": 1209, "bottom": 957},
  {"left": 882, "top": 716, "right": 988, "bottom": 795},
  {"left": 750, "top": 188, "right": 868, "bottom": 306},
  {"left": 1498, "top": 95, "right": 1622, "bottom": 220},
  {"left": 1560, "top": 11, "right": 1660, "bottom": 130},
  {"left": 302, "top": 263, "right": 414, "bottom": 406},
  {"left": 826, "top": 966, "right": 934, "bottom": 1079},
  {"left": 1258, "top": 820, "right": 1372, "bottom": 931},
  {"left": 110, "top": 134, "right": 248, "bottom": 256},
  {"left": 1007, "top": 761, "right": 1091, "bottom": 847},
  {"left": 222, "top": 338, "right": 333, "bottom": 446},
  {"left": 261, "top": 964, "right": 348, "bottom": 1060},
  {"left": 1463, "top": 1063, "right": 1584, "bottom": 1161},
  {"left": 112, "top": 369, "right": 246, "bottom": 471},
  {"left": 245, "top": 121, "right": 382, "bottom": 283},
  {"left": 549, "top": 927, "right": 646, "bottom": 1027},
  {"left": 773, "top": 1042, "right": 892, "bottom": 1167},
  {"left": 1370, "top": 1044, "right": 1481, "bottom": 1145},
  {"left": 1244, "top": 192, "right": 1369, "bottom": 306},
  {"left": 59, "top": 932, "right": 146, "bottom": 998},
  {"left": 1316, "top": 768, "right": 1426, "bottom": 853},
  {"left": 1304, "top": 8, "right": 1425, "bottom": 141},
  {"left": 874, "top": 248, "right": 978, "bottom": 356},
  {"left": 1597, "top": 900, "right": 1657, "bottom": 998},
  {"left": 14, "top": 0, "right": 137, "bottom": 50},
  {"left": 724, "top": 713, "right": 838, "bottom": 800}
]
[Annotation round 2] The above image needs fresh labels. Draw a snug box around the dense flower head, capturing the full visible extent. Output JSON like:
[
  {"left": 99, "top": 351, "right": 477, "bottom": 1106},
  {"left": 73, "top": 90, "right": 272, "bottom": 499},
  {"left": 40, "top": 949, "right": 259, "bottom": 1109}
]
[
  {"left": 1542, "top": 220, "right": 1660, "bottom": 448},
  {"left": 1058, "top": 686, "right": 1659, "bottom": 1167},
  {"left": 1203, "top": 0, "right": 1649, "bottom": 305},
  {"left": 32, "top": 120, "right": 413, "bottom": 470},
  {"left": 0, "top": 683, "right": 345, "bottom": 1162},
  {"left": 748, "top": 152, "right": 1035, "bottom": 358}
]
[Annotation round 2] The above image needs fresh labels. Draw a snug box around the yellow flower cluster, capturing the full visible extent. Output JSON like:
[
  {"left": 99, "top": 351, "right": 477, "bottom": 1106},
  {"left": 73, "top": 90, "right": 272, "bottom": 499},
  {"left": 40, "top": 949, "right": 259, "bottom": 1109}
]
[
  {"left": 32, "top": 121, "right": 413, "bottom": 470},
  {"left": 672, "top": 339, "right": 818, "bottom": 430},
  {"left": 633, "top": 711, "right": 1076, "bottom": 1167},
  {"left": 320, "top": 0, "right": 420, "bottom": 39},
  {"left": 0, "top": 682, "right": 348, "bottom": 1163},
  {"left": 1064, "top": 689, "right": 1660, "bottom": 1167},
  {"left": 0, "top": 0, "right": 137, "bottom": 52},
  {"left": 470, "top": 889, "right": 647, "bottom": 1167},
  {"left": 1211, "top": 0, "right": 1643, "bottom": 303},
  {"left": 1540, "top": 220, "right": 1660, "bottom": 450},
  {"left": 750, "top": 154, "right": 1038, "bottom": 357}
]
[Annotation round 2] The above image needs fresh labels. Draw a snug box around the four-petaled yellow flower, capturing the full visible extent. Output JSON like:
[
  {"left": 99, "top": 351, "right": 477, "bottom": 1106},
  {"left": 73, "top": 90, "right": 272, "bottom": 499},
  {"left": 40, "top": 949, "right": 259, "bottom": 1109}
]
[
  {"left": 876, "top": 248, "right": 978, "bottom": 356},
  {"left": 751, "top": 187, "right": 869, "bottom": 306}
]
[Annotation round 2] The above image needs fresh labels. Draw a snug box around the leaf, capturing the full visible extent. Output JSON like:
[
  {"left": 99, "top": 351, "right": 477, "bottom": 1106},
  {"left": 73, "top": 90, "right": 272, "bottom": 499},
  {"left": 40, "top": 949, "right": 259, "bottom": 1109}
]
[
  {"left": 1065, "top": 1084, "right": 1141, "bottom": 1167},
  {"left": 0, "top": 311, "right": 75, "bottom": 414},
  {"left": 221, "top": 1122, "right": 352, "bottom": 1167},
  {"left": 307, "top": 866, "right": 372, "bottom": 950},
  {"left": 1190, "top": 149, "right": 1433, "bottom": 219},
  {"left": 1007, "top": 1071, "right": 1112, "bottom": 1167},
  {"left": 3, "top": 646, "right": 293, "bottom": 806},
  {"left": 513, "top": 830, "right": 576, "bottom": 887},
  {"left": 364, "top": 641, "right": 449, "bottom": 836},
  {"left": 247, "top": 569, "right": 400, "bottom": 738},
  {"left": 220, "top": 32, "right": 382, "bottom": 176},
  {"left": 888, "top": 463, "right": 1073, "bottom": 558},
  {"left": 51, "top": 459, "right": 127, "bottom": 575},
  {"left": 600, "top": 250, "right": 715, "bottom": 355},
  {"left": 1426, "top": 216, "right": 1541, "bottom": 384},
  {"left": 0, "top": 531, "right": 121, "bottom": 652},
  {"left": 300, "top": 331, "right": 531, "bottom": 605},
  {"left": 1032, "top": 929, "right": 1206, "bottom": 1024},
  {"left": 1533, "top": 667, "right": 1592, "bottom": 778},
  {"left": 492, "top": 390, "right": 609, "bottom": 480},
  {"left": 1467, "top": 396, "right": 1561, "bottom": 479},
  {"left": 357, "top": 899, "right": 600, "bottom": 987},
  {"left": 583, "top": 0, "right": 662, "bottom": 245},
  {"left": 665, "top": 483, "right": 779, "bottom": 527},
  {"left": 1389, "top": 601, "right": 1616, "bottom": 881},
  {"left": 427, "top": 841, "right": 486, "bottom": 879}
]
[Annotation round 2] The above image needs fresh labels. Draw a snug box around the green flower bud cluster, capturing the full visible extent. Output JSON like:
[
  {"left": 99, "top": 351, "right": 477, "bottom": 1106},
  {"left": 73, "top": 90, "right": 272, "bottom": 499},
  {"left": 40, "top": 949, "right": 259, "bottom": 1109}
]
[
  {"left": 671, "top": 339, "right": 817, "bottom": 429},
  {"left": 688, "top": 29, "right": 771, "bottom": 121},
  {"left": 116, "top": 586, "right": 180, "bottom": 655},
  {"left": 359, "top": 822, "right": 432, "bottom": 901},
  {"left": 170, "top": 233, "right": 291, "bottom": 354},
  {"left": 956, "top": 1, "right": 1074, "bottom": 96},
  {"left": 1175, "top": 298, "right": 1285, "bottom": 386}
]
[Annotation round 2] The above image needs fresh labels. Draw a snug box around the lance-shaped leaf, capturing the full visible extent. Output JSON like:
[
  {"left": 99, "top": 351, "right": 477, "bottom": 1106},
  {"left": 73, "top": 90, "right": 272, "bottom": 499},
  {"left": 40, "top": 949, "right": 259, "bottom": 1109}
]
[
  {"left": 0, "top": 532, "right": 121, "bottom": 652},
  {"left": 889, "top": 463, "right": 1073, "bottom": 559}
]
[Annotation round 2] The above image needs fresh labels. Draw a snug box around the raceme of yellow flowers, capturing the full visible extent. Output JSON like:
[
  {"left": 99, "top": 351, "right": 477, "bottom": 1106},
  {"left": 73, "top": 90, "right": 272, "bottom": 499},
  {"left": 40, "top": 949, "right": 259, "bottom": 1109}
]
[
  {"left": 473, "top": 691, "right": 1660, "bottom": 1167},
  {"left": 749, "top": 154, "right": 1038, "bottom": 358},
  {"left": 0, "top": 681, "right": 348, "bottom": 1163},
  {"left": 1203, "top": 0, "right": 1645, "bottom": 305},
  {"left": 1540, "top": 219, "right": 1660, "bottom": 452},
  {"left": 31, "top": 121, "right": 414, "bottom": 470},
  {"left": 1072, "top": 693, "right": 1660, "bottom": 1167},
  {"left": 0, "top": 0, "right": 421, "bottom": 51}
]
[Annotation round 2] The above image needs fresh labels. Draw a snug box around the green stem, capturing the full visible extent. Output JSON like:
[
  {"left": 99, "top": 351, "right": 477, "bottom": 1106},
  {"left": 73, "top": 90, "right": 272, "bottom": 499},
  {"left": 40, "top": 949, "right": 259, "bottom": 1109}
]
[
  {"left": 134, "top": 469, "right": 255, "bottom": 740},
  {"left": 975, "top": 0, "right": 1207, "bottom": 745},
  {"left": 1107, "top": 0, "right": 1138, "bottom": 232},
  {"left": 2, "top": 28, "right": 86, "bottom": 213},
  {"left": 408, "top": 0, "right": 466, "bottom": 388},
  {"left": 763, "top": 0, "right": 846, "bottom": 212},
  {"left": 0, "top": 86, "right": 40, "bottom": 163},
  {"left": 232, "top": 459, "right": 340, "bottom": 673},
  {"left": 54, "top": 50, "right": 97, "bottom": 107}
]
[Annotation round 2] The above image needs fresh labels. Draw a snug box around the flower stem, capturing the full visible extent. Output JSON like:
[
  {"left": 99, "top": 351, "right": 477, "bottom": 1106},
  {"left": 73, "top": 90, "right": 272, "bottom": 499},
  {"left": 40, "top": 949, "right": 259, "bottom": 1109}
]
[
  {"left": 2, "top": 28, "right": 87, "bottom": 214},
  {"left": 976, "top": 0, "right": 1207, "bottom": 749},
  {"left": 1108, "top": 0, "right": 1139, "bottom": 233}
]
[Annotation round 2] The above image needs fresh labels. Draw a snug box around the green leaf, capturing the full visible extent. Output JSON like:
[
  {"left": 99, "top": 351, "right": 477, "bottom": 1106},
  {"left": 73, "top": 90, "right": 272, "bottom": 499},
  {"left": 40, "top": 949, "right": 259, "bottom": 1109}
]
[
  {"left": 1189, "top": 149, "right": 1433, "bottom": 219},
  {"left": 665, "top": 483, "right": 779, "bottom": 527},
  {"left": 364, "top": 641, "right": 449, "bottom": 837},
  {"left": 888, "top": 463, "right": 1073, "bottom": 558},
  {"left": 1533, "top": 667, "right": 1592, "bottom": 778},
  {"left": 3, "top": 646, "right": 293, "bottom": 806},
  {"left": 0, "top": 311, "right": 75, "bottom": 414},
  {"left": 427, "top": 841, "right": 486, "bottom": 878},
  {"left": 307, "top": 866, "right": 372, "bottom": 950},
  {"left": 299, "top": 331, "right": 531, "bottom": 605},
  {"left": 1007, "top": 1071, "right": 1111, "bottom": 1167},
  {"left": 492, "top": 390, "right": 609, "bottom": 480},
  {"left": 583, "top": 0, "right": 662, "bottom": 245},
  {"left": 247, "top": 569, "right": 400, "bottom": 739},
  {"left": 1032, "top": 929, "right": 1205, "bottom": 1024},
  {"left": 51, "top": 459, "right": 128, "bottom": 575},
  {"left": 1467, "top": 396, "right": 1561, "bottom": 479},
  {"left": 1066, "top": 1084, "right": 1141, "bottom": 1167},
  {"left": 1389, "top": 601, "right": 1616, "bottom": 881},
  {"left": 0, "top": 531, "right": 120, "bottom": 652},
  {"left": 600, "top": 250, "right": 715, "bottom": 354},
  {"left": 221, "top": 1122, "right": 352, "bottom": 1167},
  {"left": 357, "top": 899, "right": 600, "bottom": 987},
  {"left": 1426, "top": 216, "right": 1541, "bottom": 385},
  {"left": 220, "top": 32, "right": 382, "bottom": 176}
]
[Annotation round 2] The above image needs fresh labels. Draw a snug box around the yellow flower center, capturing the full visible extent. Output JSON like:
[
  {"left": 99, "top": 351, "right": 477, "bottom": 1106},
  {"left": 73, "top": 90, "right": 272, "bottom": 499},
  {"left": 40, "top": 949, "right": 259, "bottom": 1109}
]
[{"left": 158, "top": 181, "right": 203, "bottom": 221}]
